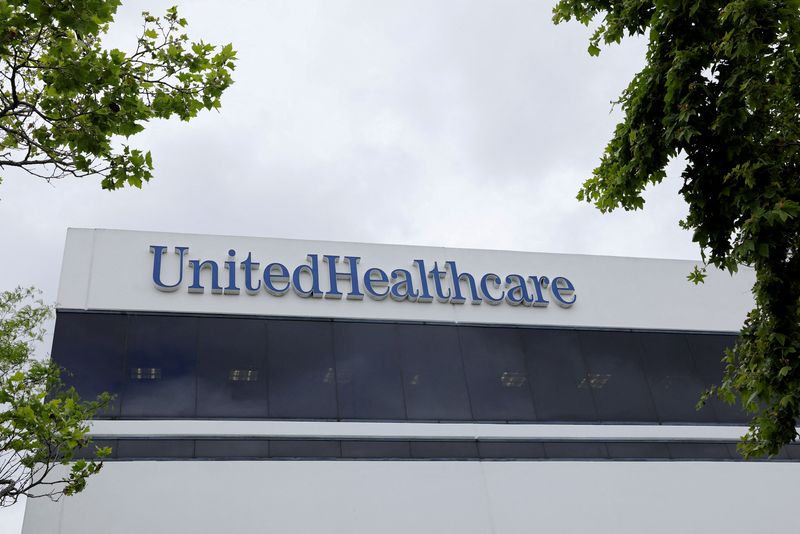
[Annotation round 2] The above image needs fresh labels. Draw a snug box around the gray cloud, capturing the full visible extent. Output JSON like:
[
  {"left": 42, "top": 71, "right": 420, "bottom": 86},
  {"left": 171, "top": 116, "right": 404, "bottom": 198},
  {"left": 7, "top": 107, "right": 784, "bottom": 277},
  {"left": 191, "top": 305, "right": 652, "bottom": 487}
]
[
  {"left": 0, "top": 1, "right": 698, "bottom": 307},
  {"left": 0, "top": 4, "right": 698, "bottom": 304},
  {"left": 0, "top": 4, "right": 699, "bottom": 528}
]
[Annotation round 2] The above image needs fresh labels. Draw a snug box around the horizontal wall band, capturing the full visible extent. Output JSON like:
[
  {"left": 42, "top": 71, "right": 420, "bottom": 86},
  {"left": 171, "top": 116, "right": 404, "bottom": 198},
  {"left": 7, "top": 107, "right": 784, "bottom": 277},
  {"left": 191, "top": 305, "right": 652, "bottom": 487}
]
[
  {"left": 88, "top": 420, "right": 775, "bottom": 442},
  {"left": 77, "top": 438, "right": 800, "bottom": 462},
  {"left": 59, "top": 313, "right": 747, "bottom": 426},
  {"left": 58, "top": 308, "right": 741, "bottom": 335},
  {"left": 58, "top": 229, "right": 756, "bottom": 332}
]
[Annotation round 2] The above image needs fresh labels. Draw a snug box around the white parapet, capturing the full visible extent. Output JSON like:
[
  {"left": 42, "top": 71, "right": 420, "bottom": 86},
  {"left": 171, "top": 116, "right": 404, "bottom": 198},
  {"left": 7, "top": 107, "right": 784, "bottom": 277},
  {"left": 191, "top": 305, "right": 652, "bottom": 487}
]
[
  {"left": 23, "top": 460, "right": 800, "bottom": 534},
  {"left": 58, "top": 228, "right": 754, "bottom": 331}
]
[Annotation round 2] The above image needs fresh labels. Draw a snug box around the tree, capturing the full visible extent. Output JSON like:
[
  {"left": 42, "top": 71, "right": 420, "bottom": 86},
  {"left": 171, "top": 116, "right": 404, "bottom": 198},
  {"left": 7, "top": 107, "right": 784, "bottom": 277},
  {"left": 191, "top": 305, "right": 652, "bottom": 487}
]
[
  {"left": 0, "top": 0, "right": 236, "bottom": 505},
  {"left": 553, "top": 1, "right": 800, "bottom": 457},
  {"left": 0, "top": 0, "right": 236, "bottom": 189},
  {"left": 0, "top": 287, "right": 110, "bottom": 506}
]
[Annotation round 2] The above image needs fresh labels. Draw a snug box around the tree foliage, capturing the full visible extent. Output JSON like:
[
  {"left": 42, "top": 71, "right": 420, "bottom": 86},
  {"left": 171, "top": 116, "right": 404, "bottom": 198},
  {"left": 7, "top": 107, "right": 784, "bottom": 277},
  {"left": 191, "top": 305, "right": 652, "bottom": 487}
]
[
  {"left": 554, "top": 0, "right": 800, "bottom": 457},
  {"left": 0, "top": 0, "right": 236, "bottom": 189},
  {"left": 0, "top": 1, "right": 237, "bottom": 507},
  {"left": 0, "top": 287, "right": 110, "bottom": 507}
]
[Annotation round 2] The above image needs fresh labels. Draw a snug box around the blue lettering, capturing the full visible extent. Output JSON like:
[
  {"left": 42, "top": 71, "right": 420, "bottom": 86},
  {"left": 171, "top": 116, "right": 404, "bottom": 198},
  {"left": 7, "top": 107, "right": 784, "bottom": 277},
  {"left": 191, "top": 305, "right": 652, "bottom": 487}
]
[
  {"left": 445, "top": 261, "right": 481, "bottom": 305},
  {"left": 224, "top": 249, "right": 240, "bottom": 295},
  {"left": 292, "top": 254, "right": 323, "bottom": 298},
  {"left": 364, "top": 268, "right": 390, "bottom": 300},
  {"left": 240, "top": 252, "right": 262, "bottom": 294},
  {"left": 551, "top": 276, "right": 576, "bottom": 307},
  {"left": 147, "top": 245, "right": 575, "bottom": 311},
  {"left": 323, "top": 255, "right": 364, "bottom": 300},
  {"left": 390, "top": 269, "right": 418, "bottom": 301},
  {"left": 480, "top": 273, "right": 504, "bottom": 305},
  {"left": 149, "top": 245, "right": 188, "bottom": 292},
  {"left": 188, "top": 259, "right": 222, "bottom": 294},
  {"left": 413, "top": 259, "right": 433, "bottom": 303},
  {"left": 264, "top": 262, "right": 290, "bottom": 296},
  {"left": 528, "top": 276, "right": 550, "bottom": 307},
  {"left": 504, "top": 274, "right": 531, "bottom": 306},
  {"left": 427, "top": 261, "right": 452, "bottom": 303}
]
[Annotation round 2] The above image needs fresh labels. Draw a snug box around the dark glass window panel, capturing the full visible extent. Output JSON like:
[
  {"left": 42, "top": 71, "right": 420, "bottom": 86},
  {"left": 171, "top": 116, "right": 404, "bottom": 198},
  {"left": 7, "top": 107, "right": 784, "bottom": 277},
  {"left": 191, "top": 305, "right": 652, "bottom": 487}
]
[
  {"left": 668, "top": 442, "right": 733, "bottom": 460},
  {"left": 784, "top": 444, "right": 800, "bottom": 461},
  {"left": 73, "top": 440, "right": 118, "bottom": 460},
  {"left": 122, "top": 315, "right": 197, "bottom": 417},
  {"left": 606, "top": 442, "right": 671, "bottom": 459},
  {"left": 686, "top": 334, "right": 749, "bottom": 423},
  {"left": 579, "top": 331, "right": 658, "bottom": 422},
  {"left": 267, "top": 320, "right": 337, "bottom": 419},
  {"left": 333, "top": 322, "right": 405, "bottom": 420},
  {"left": 726, "top": 443, "right": 745, "bottom": 460},
  {"left": 116, "top": 439, "right": 194, "bottom": 459},
  {"left": 544, "top": 441, "right": 608, "bottom": 459},
  {"left": 636, "top": 332, "right": 716, "bottom": 423},
  {"left": 459, "top": 327, "right": 536, "bottom": 422},
  {"left": 768, "top": 448, "right": 790, "bottom": 460},
  {"left": 721, "top": 443, "right": 791, "bottom": 461},
  {"left": 522, "top": 329, "right": 597, "bottom": 422},
  {"left": 269, "top": 440, "right": 340, "bottom": 458},
  {"left": 735, "top": 444, "right": 790, "bottom": 461},
  {"left": 194, "top": 439, "right": 269, "bottom": 459},
  {"left": 478, "top": 441, "right": 546, "bottom": 459},
  {"left": 397, "top": 324, "right": 472, "bottom": 421},
  {"left": 52, "top": 313, "right": 127, "bottom": 417},
  {"left": 196, "top": 317, "right": 268, "bottom": 418},
  {"left": 409, "top": 441, "right": 479, "bottom": 459},
  {"left": 341, "top": 440, "right": 411, "bottom": 458}
]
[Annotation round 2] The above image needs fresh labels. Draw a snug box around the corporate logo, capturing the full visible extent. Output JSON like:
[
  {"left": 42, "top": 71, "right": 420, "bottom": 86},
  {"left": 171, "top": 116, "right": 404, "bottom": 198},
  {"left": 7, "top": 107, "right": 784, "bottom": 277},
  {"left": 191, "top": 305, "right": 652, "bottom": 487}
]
[{"left": 149, "top": 246, "right": 576, "bottom": 308}]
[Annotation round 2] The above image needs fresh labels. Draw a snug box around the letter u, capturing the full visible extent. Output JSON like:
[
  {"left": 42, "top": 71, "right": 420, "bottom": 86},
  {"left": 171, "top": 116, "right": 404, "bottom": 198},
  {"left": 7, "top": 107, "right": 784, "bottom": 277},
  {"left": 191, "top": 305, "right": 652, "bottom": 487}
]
[{"left": 150, "top": 245, "right": 188, "bottom": 292}]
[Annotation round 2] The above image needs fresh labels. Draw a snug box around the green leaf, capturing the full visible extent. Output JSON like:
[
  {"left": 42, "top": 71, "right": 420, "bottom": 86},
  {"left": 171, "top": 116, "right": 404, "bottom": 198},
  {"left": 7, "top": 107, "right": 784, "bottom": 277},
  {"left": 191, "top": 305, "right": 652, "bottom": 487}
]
[
  {"left": 554, "top": 0, "right": 800, "bottom": 457},
  {"left": 0, "top": 3, "right": 236, "bottom": 189}
]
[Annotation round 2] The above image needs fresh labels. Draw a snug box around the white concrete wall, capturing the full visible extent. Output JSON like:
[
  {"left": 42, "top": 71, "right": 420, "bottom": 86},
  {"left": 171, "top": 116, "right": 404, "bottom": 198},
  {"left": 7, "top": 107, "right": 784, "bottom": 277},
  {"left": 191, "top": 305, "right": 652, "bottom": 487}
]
[
  {"left": 23, "top": 460, "right": 800, "bottom": 534},
  {"left": 29, "top": 229, "right": 778, "bottom": 534},
  {"left": 86, "top": 420, "right": 753, "bottom": 442},
  {"left": 58, "top": 228, "right": 754, "bottom": 331}
]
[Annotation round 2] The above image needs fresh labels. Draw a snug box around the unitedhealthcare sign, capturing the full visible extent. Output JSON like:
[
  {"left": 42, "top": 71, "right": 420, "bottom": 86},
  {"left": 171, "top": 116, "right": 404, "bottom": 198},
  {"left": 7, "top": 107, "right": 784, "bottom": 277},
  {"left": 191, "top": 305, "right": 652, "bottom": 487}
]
[
  {"left": 55, "top": 229, "right": 752, "bottom": 331},
  {"left": 150, "top": 246, "right": 577, "bottom": 308}
]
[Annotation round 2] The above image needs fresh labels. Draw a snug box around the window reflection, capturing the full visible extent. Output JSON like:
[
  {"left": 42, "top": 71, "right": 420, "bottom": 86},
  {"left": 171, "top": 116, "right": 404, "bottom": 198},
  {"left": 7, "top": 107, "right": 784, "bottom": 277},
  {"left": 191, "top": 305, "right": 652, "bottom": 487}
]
[
  {"left": 50, "top": 312, "right": 127, "bottom": 417},
  {"left": 196, "top": 317, "right": 267, "bottom": 418},
  {"left": 397, "top": 323, "right": 472, "bottom": 421},
  {"left": 637, "top": 332, "right": 717, "bottom": 423},
  {"left": 460, "top": 327, "right": 535, "bottom": 421},
  {"left": 52, "top": 311, "right": 740, "bottom": 425},
  {"left": 686, "top": 334, "right": 748, "bottom": 423},
  {"left": 522, "top": 329, "right": 597, "bottom": 422},
  {"left": 228, "top": 369, "right": 259, "bottom": 382},
  {"left": 130, "top": 367, "right": 161, "bottom": 380},
  {"left": 267, "top": 320, "right": 337, "bottom": 418},
  {"left": 579, "top": 330, "right": 658, "bottom": 422},
  {"left": 577, "top": 373, "right": 610, "bottom": 389},
  {"left": 122, "top": 314, "right": 197, "bottom": 417},
  {"left": 333, "top": 322, "right": 405, "bottom": 420}
]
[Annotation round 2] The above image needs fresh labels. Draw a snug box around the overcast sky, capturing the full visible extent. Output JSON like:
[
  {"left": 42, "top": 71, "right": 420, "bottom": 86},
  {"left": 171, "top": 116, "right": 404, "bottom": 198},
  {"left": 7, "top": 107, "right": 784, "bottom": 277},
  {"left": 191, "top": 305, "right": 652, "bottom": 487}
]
[{"left": 0, "top": 1, "right": 696, "bottom": 530}]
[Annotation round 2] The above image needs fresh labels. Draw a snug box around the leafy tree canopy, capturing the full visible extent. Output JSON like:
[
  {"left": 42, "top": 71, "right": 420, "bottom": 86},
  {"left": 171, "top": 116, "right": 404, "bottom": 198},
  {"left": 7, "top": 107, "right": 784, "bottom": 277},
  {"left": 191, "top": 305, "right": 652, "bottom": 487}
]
[
  {"left": 0, "top": 287, "right": 109, "bottom": 506},
  {"left": 0, "top": 0, "right": 236, "bottom": 189},
  {"left": 0, "top": 1, "right": 237, "bottom": 507},
  {"left": 554, "top": 0, "right": 800, "bottom": 456}
]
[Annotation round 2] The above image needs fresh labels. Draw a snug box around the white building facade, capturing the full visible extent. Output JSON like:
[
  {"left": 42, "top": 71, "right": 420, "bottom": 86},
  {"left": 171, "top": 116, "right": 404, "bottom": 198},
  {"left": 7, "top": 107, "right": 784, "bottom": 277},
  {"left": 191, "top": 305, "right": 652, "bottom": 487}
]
[{"left": 23, "top": 228, "right": 800, "bottom": 533}]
